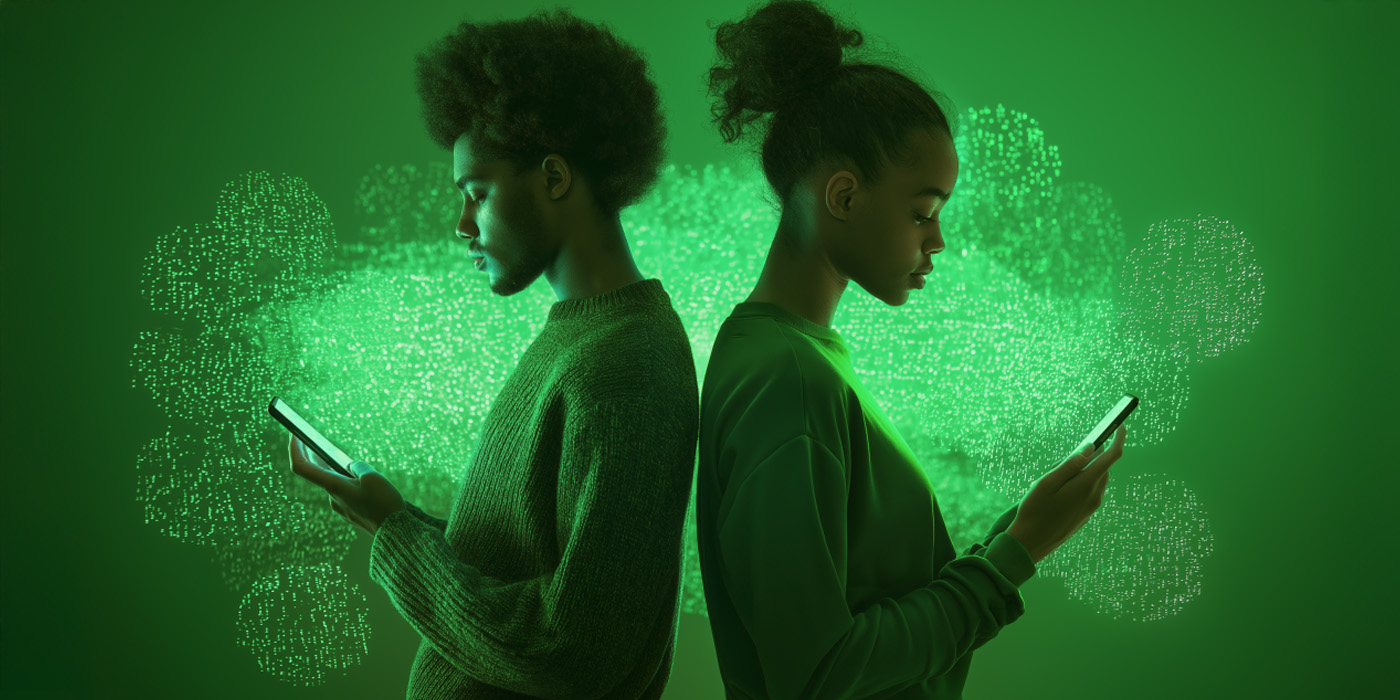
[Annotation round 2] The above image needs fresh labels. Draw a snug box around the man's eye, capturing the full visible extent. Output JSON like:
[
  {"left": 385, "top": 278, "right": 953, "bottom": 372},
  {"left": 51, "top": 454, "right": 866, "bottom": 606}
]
[{"left": 470, "top": 192, "right": 487, "bottom": 204}]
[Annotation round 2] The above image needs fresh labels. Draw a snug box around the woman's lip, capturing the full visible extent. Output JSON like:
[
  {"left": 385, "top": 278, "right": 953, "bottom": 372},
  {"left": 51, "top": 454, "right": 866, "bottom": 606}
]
[{"left": 910, "top": 272, "right": 927, "bottom": 289}]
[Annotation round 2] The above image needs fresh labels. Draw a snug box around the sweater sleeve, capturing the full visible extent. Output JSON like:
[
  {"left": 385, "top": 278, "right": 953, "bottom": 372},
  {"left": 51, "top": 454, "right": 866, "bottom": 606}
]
[
  {"left": 401, "top": 501, "right": 447, "bottom": 533},
  {"left": 367, "top": 393, "right": 691, "bottom": 699},
  {"left": 716, "top": 435, "right": 1035, "bottom": 700}
]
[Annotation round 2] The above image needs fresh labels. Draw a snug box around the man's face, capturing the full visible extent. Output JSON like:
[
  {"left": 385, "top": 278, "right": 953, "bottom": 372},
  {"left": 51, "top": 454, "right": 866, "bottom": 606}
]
[{"left": 452, "top": 133, "right": 555, "bottom": 297}]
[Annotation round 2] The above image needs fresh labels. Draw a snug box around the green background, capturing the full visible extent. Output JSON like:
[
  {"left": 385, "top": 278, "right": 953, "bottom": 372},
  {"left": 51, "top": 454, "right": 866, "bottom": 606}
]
[{"left": 2, "top": 0, "right": 1395, "bottom": 697}]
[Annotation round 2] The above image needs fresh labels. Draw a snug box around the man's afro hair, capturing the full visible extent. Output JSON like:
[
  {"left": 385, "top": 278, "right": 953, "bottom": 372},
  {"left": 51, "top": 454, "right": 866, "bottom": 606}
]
[{"left": 415, "top": 9, "right": 667, "bottom": 215}]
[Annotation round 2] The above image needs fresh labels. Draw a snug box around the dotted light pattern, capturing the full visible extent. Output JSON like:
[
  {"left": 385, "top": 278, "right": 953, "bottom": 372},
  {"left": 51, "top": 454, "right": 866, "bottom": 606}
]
[
  {"left": 139, "top": 173, "right": 333, "bottom": 328},
  {"left": 352, "top": 163, "right": 459, "bottom": 246},
  {"left": 237, "top": 263, "right": 554, "bottom": 518},
  {"left": 131, "top": 327, "right": 275, "bottom": 426},
  {"left": 833, "top": 257, "right": 1188, "bottom": 493},
  {"left": 621, "top": 163, "right": 779, "bottom": 381},
  {"left": 1120, "top": 216, "right": 1265, "bottom": 362},
  {"left": 236, "top": 563, "right": 372, "bottom": 685},
  {"left": 134, "top": 425, "right": 276, "bottom": 548},
  {"left": 133, "top": 104, "right": 1261, "bottom": 684},
  {"left": 941, "top": 106, "right": 1127, "bottom": 300},
  {"left": 1037, "top": 473, "right": 1214, "bottom": 621},
  {"left": 974, "top": 297, "right": 1191, "bottom": 499}
]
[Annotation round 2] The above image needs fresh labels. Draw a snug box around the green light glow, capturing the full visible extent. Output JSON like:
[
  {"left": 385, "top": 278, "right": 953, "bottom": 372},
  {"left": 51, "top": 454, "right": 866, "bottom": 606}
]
[{"left": 132, "top": 104, "right": 1258, "bottom": 682}]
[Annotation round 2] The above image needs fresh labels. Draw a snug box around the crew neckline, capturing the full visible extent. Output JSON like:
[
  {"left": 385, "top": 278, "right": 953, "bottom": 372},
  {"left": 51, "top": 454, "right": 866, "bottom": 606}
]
[
  {"left": 731, "top": 301, "right": 847, "bottom": 345},
  {"left": 547, "top": 278, "right": 668, "bottom": 322}
]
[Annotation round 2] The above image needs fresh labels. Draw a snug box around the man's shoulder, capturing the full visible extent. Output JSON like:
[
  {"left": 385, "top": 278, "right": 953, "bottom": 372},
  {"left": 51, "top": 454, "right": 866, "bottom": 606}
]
[{"left": 557, "top": 307, "right": 697, "bottom": 398}]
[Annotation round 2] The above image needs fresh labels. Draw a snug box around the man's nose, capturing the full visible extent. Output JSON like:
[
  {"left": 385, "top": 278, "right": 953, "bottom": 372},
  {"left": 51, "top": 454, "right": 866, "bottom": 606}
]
[{"left": 456, "top": 216, "right": 477, "bottom": 240}]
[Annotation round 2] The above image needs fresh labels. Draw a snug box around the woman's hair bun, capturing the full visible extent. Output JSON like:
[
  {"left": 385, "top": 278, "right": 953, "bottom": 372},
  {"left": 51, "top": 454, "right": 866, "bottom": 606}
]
[{"left": 709, "top": 0, "right": 863, "bottom": 142}]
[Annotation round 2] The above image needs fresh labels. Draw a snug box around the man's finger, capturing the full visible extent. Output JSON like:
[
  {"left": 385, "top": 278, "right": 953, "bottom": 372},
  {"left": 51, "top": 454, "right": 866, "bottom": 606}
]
[{"left": 288, "top": 436, "right": 352, "bottom": 496}]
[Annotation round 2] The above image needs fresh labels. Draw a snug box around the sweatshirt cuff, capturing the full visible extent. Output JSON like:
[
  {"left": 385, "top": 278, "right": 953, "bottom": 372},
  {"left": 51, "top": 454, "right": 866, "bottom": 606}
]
[{"left": 982, "top": 531, "right": 1036, "bottom": 587}]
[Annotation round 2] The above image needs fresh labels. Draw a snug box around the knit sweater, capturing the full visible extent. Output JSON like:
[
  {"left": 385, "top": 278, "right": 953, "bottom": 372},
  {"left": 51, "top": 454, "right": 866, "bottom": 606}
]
[
  {"left": 695, "top": 301, "right": 1035, "bottom": 699},
  {"left": 369, "top": 278, "right": 699, "bottom": 699}
]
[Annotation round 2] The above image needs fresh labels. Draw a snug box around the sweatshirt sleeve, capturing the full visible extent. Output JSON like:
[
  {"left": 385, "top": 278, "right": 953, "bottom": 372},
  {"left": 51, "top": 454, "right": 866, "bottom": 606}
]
[
  {"left": 961, "top": 503, "right": 1033, "bottom": 652},
  {"left": 401, "top": 501, "right": 447, "bottom": 533},
  {"left": 367, "top": 392, "right": 692, "bottom": 700},
  {"left": 716, "top": 435, "right": 1034, "bottom": 700}
]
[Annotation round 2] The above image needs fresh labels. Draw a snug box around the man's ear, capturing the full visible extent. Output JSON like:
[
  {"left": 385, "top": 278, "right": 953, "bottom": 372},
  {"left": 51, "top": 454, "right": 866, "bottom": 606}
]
[{"left": 540, "top": 153, "right": 572, "bottom": 201}]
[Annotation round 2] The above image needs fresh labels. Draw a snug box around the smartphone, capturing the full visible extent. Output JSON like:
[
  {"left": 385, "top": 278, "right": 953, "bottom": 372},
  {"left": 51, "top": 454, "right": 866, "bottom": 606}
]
[
  {"left": 1079, "top": 393, "right": 1139, "bottom": 453},
  {"left": 268, "top": 397, "right": 357, "bottom": 478}
]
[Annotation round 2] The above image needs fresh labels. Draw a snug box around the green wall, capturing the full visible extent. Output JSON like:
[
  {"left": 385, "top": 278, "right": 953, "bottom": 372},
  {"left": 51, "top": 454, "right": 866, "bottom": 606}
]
[{"left": 2, "top": 0, "right": 1395, "bottom": 697}]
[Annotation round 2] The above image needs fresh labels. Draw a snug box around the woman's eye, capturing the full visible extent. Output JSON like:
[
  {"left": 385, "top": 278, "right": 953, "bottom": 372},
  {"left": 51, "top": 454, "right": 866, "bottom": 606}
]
[{"left": 915, "top": 213, "right": 935, "bottom": 224}]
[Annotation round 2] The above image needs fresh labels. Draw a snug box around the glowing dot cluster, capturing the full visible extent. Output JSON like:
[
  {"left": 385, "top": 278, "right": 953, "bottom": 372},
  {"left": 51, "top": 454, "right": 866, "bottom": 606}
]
[
  {"left": 134, "top": 426, "right": 276, "bottom": 548},
  {"left": 943, "top": 105, "right": 1125, "bottom": 299},
  {"left": 236, "top": 563, "right": 372, "bottom": 685},
  {"left": 1036, "top": 473, "right": 1214, "bottom": 621},
  {"left": 140, "top": 172, "right": 333, "bottom": 328},
  {"left": 1120, "top": 215, "right": 1265, "bottom": 362},
  {"left": 350, "top": 163, "right": 459, "bottom": 247}
]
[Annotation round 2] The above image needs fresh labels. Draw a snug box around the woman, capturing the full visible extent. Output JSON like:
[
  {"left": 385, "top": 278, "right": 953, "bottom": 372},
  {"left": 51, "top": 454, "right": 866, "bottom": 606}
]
[{"left": 694, "top": 2, "right": 1127, "bottom": 698}]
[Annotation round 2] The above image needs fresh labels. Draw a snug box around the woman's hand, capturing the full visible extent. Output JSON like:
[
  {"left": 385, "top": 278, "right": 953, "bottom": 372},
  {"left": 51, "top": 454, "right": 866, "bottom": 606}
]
[
  {"left": 1006, "top": 424, "right": 1127, "bottom": 564},
  {"left": 288, "top": 435, "right": 405, "bottom": 537}
]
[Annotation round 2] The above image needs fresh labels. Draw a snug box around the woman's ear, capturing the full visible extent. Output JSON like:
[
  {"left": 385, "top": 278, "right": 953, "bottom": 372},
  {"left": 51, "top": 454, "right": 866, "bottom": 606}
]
[{"left": 824, "top": 170, "right": 859, "bottom": 222}]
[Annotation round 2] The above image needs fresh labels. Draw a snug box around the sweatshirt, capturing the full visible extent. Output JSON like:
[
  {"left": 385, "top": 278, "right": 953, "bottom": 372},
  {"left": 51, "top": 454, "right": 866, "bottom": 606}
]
[
  {"left": 695, "top": 301, "right": 1035, "bottom": 699},
  {"left": 369, "top": 278, "right": 699, "bottom": 699}
]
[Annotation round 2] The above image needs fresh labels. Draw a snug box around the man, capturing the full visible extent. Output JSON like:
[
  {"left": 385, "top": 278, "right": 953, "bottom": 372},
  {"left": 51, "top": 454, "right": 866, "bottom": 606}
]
[{"left": 288, "top": 9, "right": 698, "bottom": 699}]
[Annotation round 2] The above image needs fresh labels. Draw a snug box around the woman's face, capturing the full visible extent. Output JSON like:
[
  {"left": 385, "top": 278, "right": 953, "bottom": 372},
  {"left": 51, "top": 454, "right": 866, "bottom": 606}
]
[{"left": 831, "top": 128, "right": 958, "bottom": 307}]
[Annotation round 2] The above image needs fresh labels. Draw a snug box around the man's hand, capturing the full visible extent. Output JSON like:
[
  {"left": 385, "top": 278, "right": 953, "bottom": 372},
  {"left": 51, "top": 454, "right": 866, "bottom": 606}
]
[{"left": 288, "top": 435, "right": 405, "bottom": 537}]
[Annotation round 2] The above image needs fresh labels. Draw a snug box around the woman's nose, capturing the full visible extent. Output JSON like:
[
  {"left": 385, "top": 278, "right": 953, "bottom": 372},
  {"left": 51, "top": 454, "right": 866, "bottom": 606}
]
[{"left": 926, "top": 227, "right": 945, "bottom": 255}]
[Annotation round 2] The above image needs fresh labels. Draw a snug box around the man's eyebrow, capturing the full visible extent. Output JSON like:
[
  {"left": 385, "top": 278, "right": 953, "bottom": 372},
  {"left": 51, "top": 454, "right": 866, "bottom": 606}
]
[
  {"left": 914, "top": 186, "right": 953, "bottom": 199},
  {"left": 454, "top": 173, "right": 486, "bottom": 191}
]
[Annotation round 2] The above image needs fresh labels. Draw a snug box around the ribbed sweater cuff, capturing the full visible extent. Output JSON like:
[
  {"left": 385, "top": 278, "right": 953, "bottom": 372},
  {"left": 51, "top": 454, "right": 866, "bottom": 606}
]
[
  {"left": 982, "top": 531, "right": 1036, "bottom": 587},
  {"left": 368, "top": 507, "right": 432, "bottom": 586}
]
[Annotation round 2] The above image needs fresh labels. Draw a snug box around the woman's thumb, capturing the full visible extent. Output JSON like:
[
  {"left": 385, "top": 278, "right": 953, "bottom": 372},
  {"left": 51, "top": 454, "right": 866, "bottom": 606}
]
[{"left": 1046, "top": 443, "right": 1097, "bottom": 488}]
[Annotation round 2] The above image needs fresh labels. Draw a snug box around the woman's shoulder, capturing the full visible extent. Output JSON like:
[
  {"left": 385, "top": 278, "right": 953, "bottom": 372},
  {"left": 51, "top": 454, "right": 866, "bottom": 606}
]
[{"left": 705, "top": 314, "right": 849, "bottom": 408}]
